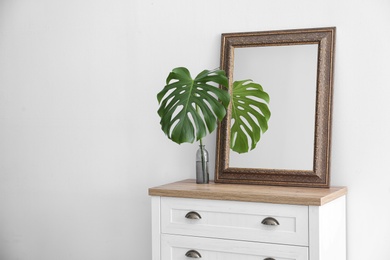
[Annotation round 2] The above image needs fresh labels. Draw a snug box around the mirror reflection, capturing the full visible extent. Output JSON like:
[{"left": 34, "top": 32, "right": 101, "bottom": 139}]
[{"left": 230, "top": 44, "right": 318, "bottom": 170}]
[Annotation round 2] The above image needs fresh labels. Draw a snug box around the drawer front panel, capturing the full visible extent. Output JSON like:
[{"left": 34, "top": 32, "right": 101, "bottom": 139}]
[
  {"left": 161, "top": 197, "right": 308, "bottom": 246},
  {"left": 161, "top": 234, "right": 308, "bottom": 260}
]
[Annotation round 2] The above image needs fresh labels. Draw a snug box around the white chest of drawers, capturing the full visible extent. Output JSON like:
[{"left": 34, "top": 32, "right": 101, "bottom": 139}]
[{"left": 149, "top": 180, "right": 347, "bottom": 260}]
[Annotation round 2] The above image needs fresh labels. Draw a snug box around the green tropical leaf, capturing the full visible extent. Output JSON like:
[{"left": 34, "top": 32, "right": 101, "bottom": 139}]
[
  {"left": 157, "top": 67, "right": 230, "bottom": 144},
  {"left": 230, "top": 79, "right": 271, "bottom": 154}
]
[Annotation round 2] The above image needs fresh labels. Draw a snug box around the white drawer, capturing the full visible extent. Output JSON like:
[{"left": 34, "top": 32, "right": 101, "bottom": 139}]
[
  {"left": 161, "top": 197, "right": 308, "bottom": 246},
  {"left": 161, "top": 234, "right": 308, "bottom": 260}
]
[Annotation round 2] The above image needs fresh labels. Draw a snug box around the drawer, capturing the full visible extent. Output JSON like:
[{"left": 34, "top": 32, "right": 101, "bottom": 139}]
[
  {"left": 161, "top": 234, "right": 308, "bottom": 260},
  {"left": 161, "top": 197, "right": 308, "bottom": 246}
]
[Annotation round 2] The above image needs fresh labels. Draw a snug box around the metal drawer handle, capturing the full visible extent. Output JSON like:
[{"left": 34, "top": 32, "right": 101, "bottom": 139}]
[
  {"left": 264, "top": 258, "right": 276, "bottom": 260},
  {"left": 185, "top": 211, "right": 202, "bottom": 220},
  {"left": 261, "top": 217, "right": 280, "bottom": 226},
  {"left": 185, "top": 249, "right": 202, "bottom": 258}
]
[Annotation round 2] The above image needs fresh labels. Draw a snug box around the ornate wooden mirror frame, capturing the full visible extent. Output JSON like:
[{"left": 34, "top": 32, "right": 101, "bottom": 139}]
[{"left": 215, "top": 27, "right": 335, "bottom": 187}]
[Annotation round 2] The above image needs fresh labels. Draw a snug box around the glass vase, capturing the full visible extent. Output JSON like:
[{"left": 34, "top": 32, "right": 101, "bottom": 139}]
[{"left": 196, "top": 145, "right": 209, "bottom": 184}]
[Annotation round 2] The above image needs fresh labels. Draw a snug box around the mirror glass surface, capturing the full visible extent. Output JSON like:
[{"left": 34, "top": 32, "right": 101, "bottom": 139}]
[{"left": 230, "top": 44, "right": 318, "bottom": 170}]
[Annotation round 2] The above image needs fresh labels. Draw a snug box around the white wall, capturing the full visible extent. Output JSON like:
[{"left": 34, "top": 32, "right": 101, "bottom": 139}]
[{"left": 0, "top": 0, "right": 389, "bottom": 259}]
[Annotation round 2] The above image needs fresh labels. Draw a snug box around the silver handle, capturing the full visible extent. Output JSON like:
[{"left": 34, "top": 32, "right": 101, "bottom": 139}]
[
  {"left": 264, "top": 258, "right": 276, "bottom": 260},
  {"left": 261, "top": 217, "right": 279, "bottom": 226},
  {"left": 185, "top": 211, "right": 202, "bottom": 219},
  {"left": 185, "top": 250, "right": 202, "bottom": 258}
]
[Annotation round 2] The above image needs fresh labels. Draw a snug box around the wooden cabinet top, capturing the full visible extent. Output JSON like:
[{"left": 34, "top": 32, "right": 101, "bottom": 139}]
[{"left": 149, "top": 179, "right": 347, "bottom": 206}]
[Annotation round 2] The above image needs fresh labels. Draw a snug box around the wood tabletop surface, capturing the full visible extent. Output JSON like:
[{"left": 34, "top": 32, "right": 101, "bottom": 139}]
[{"left": 149, "top": 179, "right": 347, "bottom": 206}]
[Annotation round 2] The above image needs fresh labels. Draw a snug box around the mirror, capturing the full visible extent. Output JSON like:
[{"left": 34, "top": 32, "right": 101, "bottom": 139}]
[{"left": 215, "top": 27, "right": 335, "bottom": 187}]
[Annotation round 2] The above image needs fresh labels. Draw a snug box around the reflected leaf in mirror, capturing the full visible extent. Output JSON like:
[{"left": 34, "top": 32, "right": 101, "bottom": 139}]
[
  {"left": 157, "top": 67, "right": 230, "bottom": 144},
  {"left": 230, "top": 80, "right": 271, "bottom": 154}
]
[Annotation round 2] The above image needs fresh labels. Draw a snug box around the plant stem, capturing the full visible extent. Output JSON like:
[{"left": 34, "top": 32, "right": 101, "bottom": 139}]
[
  {"left": 199, "top": 139, "right": 206, "bottom": 181},
  {"left": 196, "top": 105, "right": 207, "bottom": 179}
]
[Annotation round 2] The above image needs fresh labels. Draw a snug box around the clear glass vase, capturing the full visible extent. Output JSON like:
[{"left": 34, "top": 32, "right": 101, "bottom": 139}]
[{"left": 196, "top": 145, "right": 209, "bottom": 184}]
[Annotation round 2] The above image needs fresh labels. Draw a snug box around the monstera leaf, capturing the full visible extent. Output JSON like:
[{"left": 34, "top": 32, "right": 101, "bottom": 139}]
[
  {"left": 157, "top": 67, "right": 230, "bottom": 144},
  {"left": 230, "top": 79, "right": 271, "bottom": 154}
]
